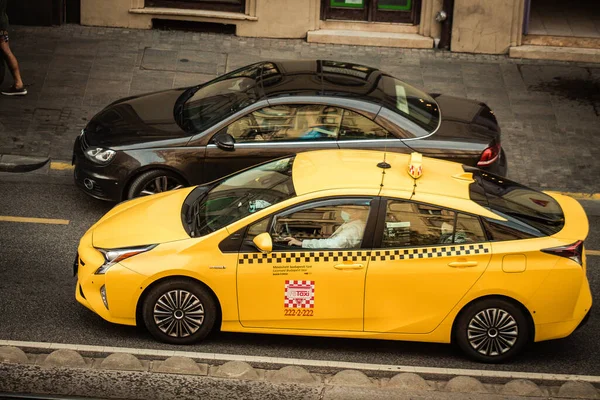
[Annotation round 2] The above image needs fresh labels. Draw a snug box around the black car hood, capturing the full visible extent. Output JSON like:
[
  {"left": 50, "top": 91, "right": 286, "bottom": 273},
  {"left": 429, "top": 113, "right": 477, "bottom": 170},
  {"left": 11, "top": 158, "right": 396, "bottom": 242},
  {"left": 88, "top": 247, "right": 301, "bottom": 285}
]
[
  {"left": 430, "top": 94, "right": 500, "bottom": 143},
  {"left": 85, "top": 89, "right": 189, "bottom": 147}
]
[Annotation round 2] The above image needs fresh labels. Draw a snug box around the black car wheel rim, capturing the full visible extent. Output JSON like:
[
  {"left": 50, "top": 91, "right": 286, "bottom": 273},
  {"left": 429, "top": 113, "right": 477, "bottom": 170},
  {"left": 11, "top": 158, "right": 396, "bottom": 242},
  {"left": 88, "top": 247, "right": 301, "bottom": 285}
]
[
  {"left": 140, "top": 176, "right": 184, "bottom": 196},
  {"left": 153, "top": 290, "right": 205, "bottom": 338},
  {"left": 467, "top": 308, "right": 518, "bottom": 356}
]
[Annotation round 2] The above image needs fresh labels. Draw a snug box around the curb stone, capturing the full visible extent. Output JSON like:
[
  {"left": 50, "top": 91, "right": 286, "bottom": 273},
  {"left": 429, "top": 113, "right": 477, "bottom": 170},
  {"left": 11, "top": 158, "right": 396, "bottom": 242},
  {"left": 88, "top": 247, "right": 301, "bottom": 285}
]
[
  {"left": 212, "top": 360, "right": 260, "bottom": 380},
  {"left": 330, "top": 370, "right": 375, "bottom": 387},
  {"left": 502, "top": 379, "right": 545, "bottom": 397},
  {"left": 99, "top": 353, "right": 145, "bottom": 371},
  {"left": 269, "top": 365, "right": 318, "bottom": 384},
  {"left": 154, "top": 356, "right": 207, "bottom": 375},
  {"left": 0, "top": 154, "right": 50, "bottom": 173},
  {"left": 387, "top": 372, "right": 433, "bottom": 391},
  {"left": 0, "top": 347, "right": 599, "bottom": 399},
  {"left": 0, "top": 346, "right": 28, "bottom": 364},
  {"left": 445, "top": 376, "right": 488, "bottom": 393},
  {"left": 43, "top": 349, "right": 86, "bottom": 368},
  {"left": 558, "top": 382, "right": 600, "bottom": 399}
]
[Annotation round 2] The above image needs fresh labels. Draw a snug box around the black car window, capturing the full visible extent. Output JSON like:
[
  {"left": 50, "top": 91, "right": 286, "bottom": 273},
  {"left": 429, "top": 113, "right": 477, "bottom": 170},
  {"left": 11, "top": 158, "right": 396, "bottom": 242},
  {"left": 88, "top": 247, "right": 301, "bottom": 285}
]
[
  {"left": 381, "top": 201, "right": 456, "bottom": 248},
  {"left": 377, "top": 76, "right": 440, "bottom": 133},
  {"left": 182, "top": 73, "right": 262, "bottom": 134},
  {"left": 225, "top": 105, "right": 342, "bottom": 143},
  {"left": 338, "top": 109, "right": 391, "bottom": 141},
  {"left": 467, "top": 169, "right": 565, "bottom": 237}
]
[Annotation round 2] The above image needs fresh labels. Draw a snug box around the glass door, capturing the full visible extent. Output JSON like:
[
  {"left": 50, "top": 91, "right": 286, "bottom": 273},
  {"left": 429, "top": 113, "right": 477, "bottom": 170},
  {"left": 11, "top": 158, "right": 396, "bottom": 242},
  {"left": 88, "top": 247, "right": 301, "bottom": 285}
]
[
  {"left": 322, "top": 0, "right": 420, "bottom": 24},
  {"left": 146, "top": 0, "right": 245, "bottom": 12}
]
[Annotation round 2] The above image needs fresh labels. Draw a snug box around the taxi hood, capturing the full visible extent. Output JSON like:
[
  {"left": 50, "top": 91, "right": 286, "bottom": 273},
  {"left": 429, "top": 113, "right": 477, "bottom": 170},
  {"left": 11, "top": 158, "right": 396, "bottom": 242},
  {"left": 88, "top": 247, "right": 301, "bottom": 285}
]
[{"left": 91, "top": 188, "right": 194, "bottom": 249}]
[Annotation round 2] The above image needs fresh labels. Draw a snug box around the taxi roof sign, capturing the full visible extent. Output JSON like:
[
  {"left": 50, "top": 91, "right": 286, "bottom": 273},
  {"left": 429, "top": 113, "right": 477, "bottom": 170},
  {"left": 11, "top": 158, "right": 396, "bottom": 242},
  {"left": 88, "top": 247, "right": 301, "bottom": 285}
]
[{"left": 408, "top": 152, "right": 423, "bottom": 179}]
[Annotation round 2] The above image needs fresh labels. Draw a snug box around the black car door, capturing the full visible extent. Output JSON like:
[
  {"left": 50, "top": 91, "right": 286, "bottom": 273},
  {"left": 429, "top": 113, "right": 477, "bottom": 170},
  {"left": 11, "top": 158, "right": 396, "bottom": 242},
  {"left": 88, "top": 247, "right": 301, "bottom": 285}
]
[{"left": 203, "top": 104, "right": 342, "bottom": 182}]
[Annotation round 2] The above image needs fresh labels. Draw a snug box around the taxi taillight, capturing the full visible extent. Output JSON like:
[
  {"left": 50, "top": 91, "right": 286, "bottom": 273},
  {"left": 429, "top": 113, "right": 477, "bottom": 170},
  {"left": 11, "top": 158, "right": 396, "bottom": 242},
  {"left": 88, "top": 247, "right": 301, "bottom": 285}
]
[
  {"left": 477, "top": 143, "right": 501, "bottom": 166},
  {"left": 541, "top": 240, "right": 584, "bottom": 266}
]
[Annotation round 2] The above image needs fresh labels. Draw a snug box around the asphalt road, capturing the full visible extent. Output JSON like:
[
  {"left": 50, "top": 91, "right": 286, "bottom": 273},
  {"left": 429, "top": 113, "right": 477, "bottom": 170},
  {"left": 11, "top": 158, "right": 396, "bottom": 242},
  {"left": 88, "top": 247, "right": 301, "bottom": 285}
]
[{"left": 0, "top": 172, "right": 598, "bottom": 376}]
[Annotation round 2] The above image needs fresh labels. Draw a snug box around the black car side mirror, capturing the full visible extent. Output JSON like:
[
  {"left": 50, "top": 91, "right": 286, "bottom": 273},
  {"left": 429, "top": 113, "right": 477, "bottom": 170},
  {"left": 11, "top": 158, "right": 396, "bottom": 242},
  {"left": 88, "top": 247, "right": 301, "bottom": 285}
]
[{"left": 214, "top": 133, "right": 235, "bottom": 151}]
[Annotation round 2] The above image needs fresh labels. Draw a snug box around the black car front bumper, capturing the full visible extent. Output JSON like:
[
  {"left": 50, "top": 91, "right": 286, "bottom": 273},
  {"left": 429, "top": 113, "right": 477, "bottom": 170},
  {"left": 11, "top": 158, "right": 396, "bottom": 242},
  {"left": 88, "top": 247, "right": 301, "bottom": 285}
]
[{"left": 72, "top": 135, "right": 123, "bottom": 202}]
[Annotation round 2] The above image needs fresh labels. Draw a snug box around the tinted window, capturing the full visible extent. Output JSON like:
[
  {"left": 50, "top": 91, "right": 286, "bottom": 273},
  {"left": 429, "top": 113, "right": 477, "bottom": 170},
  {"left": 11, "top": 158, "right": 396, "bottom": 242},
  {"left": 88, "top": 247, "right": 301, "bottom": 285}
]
[
  {"left": 382, "top": 201, "right": 455, "bottom": 248},
  {"left": 187, "top": 157, "right": 296, "bottom": 237},
  {"left": 339, "top": 110, "right": 390, "bottom": 141},
  {"left": 182, "top": 64, "right": 264, "bottom": 133},
  {"left": 226, "top": 105, "right": 342, "bottom": 143},
  {"left": 482, "top": 217, "right": 538, "bottom": 241},
  {"left": 468, "top": 170, "right": 565, "bottom": 237},
  {"left": 455, "top": 213, "right": 487, "bottom": 243},
  {"left": 378, "top": 76, "right": 440, "bottom": 133}
]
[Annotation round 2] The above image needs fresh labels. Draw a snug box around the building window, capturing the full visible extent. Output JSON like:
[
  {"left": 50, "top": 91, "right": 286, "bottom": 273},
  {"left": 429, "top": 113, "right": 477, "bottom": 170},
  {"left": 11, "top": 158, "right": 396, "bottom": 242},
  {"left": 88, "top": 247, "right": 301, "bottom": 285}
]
[
  {"left": 322, "top": 0, "right": 420, "bottom": 24},
  {"left": 146, "top": 0, "right": 246, "bottom": 13}
]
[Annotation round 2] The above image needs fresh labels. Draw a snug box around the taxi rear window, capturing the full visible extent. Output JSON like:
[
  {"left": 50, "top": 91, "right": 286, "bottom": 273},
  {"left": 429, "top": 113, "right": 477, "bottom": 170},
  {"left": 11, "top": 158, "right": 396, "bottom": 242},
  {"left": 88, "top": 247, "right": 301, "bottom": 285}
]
[{"left": 467, "top": 169, "right": 565, "bottom": 237}]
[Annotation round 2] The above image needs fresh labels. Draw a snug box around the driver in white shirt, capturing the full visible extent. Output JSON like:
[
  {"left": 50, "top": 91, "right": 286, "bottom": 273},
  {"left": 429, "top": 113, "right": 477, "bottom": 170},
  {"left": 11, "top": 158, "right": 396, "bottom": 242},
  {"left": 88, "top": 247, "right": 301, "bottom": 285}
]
[{"left": 284, "top": 207, "right": 368, "bottom": 249}]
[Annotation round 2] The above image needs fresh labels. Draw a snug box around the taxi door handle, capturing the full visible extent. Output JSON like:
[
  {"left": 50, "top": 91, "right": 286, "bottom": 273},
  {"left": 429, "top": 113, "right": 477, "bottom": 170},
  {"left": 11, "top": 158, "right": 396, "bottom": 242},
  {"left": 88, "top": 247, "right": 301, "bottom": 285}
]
[
  {"left": 448, "top": 261, "right": 478, "bottom": 268},
  {"left": 334, "top": 263, "right": 364, "bottom": 270}
]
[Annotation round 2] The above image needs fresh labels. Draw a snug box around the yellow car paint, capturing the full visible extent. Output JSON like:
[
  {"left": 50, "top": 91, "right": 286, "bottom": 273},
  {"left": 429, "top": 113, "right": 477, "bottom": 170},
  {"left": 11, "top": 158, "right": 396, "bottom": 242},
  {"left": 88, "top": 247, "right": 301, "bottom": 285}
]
[{"left": 75, "top": 149, "right": 592, "bottom": 354}]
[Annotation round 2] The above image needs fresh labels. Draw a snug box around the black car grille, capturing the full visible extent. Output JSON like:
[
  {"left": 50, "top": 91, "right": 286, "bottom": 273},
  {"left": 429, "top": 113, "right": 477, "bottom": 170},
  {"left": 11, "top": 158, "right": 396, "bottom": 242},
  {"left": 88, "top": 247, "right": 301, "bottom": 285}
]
[{"left": 79, "top": 284, "right": 86, "bottom": 300}]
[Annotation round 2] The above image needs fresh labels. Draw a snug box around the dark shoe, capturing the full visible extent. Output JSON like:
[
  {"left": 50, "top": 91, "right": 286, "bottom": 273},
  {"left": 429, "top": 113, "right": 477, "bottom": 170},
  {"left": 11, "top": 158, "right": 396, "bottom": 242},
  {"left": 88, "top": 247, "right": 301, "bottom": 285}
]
[{"left": 1, "top": 86, "right": 28, "bottom": 96}]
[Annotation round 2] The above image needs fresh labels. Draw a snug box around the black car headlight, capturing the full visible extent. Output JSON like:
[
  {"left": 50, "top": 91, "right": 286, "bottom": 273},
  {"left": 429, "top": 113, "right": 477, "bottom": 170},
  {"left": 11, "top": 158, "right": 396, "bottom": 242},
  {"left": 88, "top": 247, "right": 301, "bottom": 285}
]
[
  {"left": 85, "top": 147, "right": 116, "bottom": 165},
  {"left": 95, "top": 244, "right": 157, "bottom": 275}
]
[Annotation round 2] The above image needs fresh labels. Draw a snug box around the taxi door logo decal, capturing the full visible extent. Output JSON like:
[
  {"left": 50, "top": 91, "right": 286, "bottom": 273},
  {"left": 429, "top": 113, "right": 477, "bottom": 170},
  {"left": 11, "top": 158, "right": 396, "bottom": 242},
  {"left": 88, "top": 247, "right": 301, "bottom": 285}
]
[{"left": 284, "top": 280, "right": 315, "bottom": 309}]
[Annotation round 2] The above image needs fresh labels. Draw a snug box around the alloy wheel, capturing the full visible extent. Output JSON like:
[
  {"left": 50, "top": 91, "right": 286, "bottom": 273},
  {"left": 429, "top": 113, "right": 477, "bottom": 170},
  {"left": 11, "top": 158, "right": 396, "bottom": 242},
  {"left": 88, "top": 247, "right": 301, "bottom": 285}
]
[
  {"left": 153, "top": 290, "right": 205, "bottom": 338},
  {"left": 467, "top": 308, "right": 518, "bottom": 356},
  {"left": 140, "top": 175, "right": 184, "bottom": 196}
]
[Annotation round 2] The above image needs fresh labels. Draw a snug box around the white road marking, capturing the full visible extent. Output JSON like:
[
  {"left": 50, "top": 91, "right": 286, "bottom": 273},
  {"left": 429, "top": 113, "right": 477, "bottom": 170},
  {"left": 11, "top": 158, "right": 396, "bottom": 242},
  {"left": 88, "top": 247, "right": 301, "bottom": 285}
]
[{"left": 0, "top": 339, "right": 598, "bottom": 383}]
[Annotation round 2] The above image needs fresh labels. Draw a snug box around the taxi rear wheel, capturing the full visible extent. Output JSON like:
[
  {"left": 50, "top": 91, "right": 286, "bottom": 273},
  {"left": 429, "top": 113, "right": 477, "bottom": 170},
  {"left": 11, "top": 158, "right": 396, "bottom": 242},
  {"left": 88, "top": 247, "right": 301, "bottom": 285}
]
[
  {"left": 455, "top": 298, "right": 530, "bottom": 363},
  {"left": 142, "top": 279, "right": 217, "bottom": 345}
]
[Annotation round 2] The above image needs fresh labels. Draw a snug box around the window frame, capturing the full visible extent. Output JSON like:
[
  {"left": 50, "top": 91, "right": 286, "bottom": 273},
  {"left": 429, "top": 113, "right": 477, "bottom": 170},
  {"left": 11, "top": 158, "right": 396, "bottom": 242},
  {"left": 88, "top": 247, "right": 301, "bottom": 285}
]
[
  {"left": 372, "top": 197, "right": 489, "bottom": 249},
  {"left": 239, "top": 196, "right": 381, "bottom": 253}
]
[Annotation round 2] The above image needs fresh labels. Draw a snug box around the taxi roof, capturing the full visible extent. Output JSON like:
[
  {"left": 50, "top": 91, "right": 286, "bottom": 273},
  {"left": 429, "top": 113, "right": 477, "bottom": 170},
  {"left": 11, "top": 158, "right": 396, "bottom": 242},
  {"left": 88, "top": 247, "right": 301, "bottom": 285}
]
[{"left": 292, "top": 149, "right": 473, "bottom": 200}]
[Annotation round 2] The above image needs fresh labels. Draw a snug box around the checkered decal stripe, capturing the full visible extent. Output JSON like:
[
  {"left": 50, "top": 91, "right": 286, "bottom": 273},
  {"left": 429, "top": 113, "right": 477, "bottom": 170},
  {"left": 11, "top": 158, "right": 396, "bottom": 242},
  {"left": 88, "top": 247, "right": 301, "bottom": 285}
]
[{"left": 238, "top": 244, "right": 489, "bottom": 263}]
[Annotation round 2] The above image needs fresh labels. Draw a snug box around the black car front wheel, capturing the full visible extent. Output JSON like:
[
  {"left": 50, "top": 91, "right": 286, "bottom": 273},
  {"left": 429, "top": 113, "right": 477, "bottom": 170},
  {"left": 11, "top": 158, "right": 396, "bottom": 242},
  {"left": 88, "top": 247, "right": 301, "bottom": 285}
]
[
  {"left": 127, "top": 169, "right": 186, "bottom": 199},
  {"left": 142, "top": 279, "right": 217, "bottom": 345},
  {"left": 455, "top": 298, "right": 530, "bottom": 363}
]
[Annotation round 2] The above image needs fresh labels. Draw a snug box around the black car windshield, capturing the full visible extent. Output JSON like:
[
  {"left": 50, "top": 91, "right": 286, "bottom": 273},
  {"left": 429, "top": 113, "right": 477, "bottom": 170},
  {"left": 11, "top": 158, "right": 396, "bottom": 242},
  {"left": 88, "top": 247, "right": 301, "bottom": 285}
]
[
  {"left": 377, "top": 76, "right": 440, "bottom": 133},
  {"left": 469, "top": 170, "right": 565, "bottom": 236},
  {"left": 180, "top": 64, "right": 263, "bottom": 133},
  {"left": 188, "top": 157, "right": 296, "bottom": 237}
]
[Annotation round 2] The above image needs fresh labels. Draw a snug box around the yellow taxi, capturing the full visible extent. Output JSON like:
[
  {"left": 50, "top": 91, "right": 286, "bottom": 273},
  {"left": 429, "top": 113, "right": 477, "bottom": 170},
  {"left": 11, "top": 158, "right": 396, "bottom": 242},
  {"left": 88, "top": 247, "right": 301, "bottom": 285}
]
[{"left": 74, "top": 150, "right": 592, "bottom": 363}]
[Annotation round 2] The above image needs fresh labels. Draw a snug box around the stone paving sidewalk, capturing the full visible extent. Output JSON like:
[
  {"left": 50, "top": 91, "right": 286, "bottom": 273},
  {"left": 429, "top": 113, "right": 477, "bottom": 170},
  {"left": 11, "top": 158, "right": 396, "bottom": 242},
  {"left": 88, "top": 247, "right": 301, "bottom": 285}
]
[
  {"left": 0, "top": 24, "right": 599, "bottom": 192},
  {"left": 2, "top": 346, "right": 600, "bottom": 400}
]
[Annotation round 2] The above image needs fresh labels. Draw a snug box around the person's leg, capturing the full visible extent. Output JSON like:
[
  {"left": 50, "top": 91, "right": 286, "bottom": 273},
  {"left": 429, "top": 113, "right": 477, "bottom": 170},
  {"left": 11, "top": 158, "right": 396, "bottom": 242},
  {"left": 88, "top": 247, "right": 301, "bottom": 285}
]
[{"left": 0, "top": 31, "right": 24, "bottom": 89}]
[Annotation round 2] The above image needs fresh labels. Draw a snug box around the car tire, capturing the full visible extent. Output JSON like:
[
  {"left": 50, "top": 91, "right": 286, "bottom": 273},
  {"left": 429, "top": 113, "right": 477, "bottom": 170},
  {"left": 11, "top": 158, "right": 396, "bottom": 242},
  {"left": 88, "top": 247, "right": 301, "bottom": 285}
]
[
  {"left": 455, "top": 298, "right": 530, "bottom": 363},
  {"left": 127, "top": 169, "right": 186, "bottom": 199},
  {"left": 142, "top": 279, "right": 217, "bottom": 345}
]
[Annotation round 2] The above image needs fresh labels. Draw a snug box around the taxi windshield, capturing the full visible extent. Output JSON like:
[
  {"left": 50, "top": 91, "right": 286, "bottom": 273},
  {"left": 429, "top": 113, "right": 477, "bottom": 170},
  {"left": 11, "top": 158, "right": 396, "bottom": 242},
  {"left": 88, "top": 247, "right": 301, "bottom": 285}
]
[{"left": 187, "top": 157, "right": 296, "bottom": 237}]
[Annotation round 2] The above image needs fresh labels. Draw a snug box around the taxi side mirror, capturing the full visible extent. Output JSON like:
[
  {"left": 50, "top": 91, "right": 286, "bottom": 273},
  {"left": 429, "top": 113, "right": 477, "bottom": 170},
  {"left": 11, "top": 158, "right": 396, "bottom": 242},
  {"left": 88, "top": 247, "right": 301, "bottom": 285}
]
[{"left": 253, "top": 232, "right": 272, "bottom": 253}]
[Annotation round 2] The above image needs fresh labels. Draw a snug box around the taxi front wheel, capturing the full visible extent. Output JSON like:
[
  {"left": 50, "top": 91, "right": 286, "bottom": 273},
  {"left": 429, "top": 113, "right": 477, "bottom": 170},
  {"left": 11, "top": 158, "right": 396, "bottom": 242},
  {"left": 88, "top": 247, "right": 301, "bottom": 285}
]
[
  {"left": 142, "top": 279, "right": 217, "bottom": 345},
  {"left": 455, "top": 298, "right": 530, "bottom": 363}
]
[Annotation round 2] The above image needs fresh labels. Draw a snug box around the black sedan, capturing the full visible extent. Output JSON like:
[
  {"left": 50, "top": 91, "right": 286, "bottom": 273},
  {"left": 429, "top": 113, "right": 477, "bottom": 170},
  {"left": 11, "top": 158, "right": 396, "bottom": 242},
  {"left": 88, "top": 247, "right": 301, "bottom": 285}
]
[{"left": 73, "top": 60, "right": 506, "bottom": 201}]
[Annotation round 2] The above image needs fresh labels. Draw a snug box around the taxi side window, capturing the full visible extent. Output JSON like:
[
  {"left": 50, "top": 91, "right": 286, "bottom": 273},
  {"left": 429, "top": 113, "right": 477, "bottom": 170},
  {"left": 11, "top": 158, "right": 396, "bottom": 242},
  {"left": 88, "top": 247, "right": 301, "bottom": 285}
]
[
  {"left": 381, "top": 201, "right": 487, "bottom": 248},
  {"left": 224, "top": 105, "right": 342, "bottom": 143},
  {"left": 246, "top": 217, "right": 270, "bottom": 241},
  {"left": 382, "top": 201, "right": 454, "bottom": 248},
  {"left": 455, "top": 213, "right": 486, "bottom": 243},
  {"left": 270, "top": 200, "right": 371, "bottom": 250},
  {"left": 338, "top": 110, "right": 391, "bottom": 141}
]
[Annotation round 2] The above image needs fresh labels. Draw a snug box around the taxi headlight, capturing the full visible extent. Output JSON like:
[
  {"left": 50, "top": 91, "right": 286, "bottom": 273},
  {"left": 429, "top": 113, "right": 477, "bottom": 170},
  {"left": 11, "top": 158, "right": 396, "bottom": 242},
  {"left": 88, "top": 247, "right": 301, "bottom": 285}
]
[
  {"left": 95, "top": 244, "right": 157, "bottom": 275},
  {"left": 85, "top": 147, "right": 116, "bottom": 165}
]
